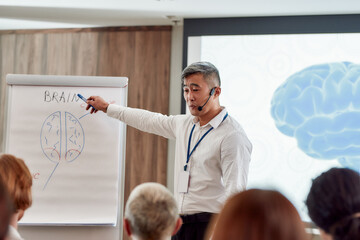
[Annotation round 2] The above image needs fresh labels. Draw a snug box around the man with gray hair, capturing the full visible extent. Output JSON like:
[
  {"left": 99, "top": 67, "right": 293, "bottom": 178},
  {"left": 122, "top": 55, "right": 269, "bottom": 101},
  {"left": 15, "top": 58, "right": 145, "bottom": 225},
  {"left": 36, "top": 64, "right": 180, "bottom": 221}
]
[
  {"left": 86, "top": 62, "right": 252, "bottom": 240},
  {"left": 123, "top": 182, "right": 182, "bottom": 240}
]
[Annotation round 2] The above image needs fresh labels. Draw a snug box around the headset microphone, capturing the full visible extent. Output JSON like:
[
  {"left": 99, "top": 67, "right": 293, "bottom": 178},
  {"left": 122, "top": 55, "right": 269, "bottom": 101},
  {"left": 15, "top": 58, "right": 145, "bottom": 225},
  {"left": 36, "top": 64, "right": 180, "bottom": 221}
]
[{"left": 198, "top": 88, "right": 216, "bottom": 111}]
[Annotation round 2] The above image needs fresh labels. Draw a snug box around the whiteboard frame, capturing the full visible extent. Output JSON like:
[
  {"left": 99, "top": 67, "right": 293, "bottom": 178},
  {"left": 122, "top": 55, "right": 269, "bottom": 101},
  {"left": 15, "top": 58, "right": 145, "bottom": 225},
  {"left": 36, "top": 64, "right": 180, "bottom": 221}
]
[{"left": 6, "top": 74, "right": 128, "bottom": 88}]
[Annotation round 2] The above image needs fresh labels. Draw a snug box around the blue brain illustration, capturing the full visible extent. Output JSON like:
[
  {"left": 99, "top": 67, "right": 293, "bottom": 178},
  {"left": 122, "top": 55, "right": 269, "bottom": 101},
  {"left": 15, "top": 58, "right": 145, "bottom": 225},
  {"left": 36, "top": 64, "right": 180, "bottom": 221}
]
[{"left": 271, "top": 62, "right": 360, "bottom": 172}]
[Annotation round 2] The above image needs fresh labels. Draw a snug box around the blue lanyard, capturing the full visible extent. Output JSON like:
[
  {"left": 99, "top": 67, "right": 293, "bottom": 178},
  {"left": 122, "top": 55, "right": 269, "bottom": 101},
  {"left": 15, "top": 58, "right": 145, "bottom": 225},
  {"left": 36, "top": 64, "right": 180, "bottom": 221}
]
[{"left": 184, "top": 113, "right": 228, "bottom": 171}]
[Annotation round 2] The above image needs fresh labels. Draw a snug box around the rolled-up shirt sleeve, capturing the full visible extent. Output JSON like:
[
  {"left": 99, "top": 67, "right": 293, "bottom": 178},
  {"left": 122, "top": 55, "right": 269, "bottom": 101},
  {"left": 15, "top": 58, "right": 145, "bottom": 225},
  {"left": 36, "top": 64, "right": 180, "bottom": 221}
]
[
  {"left": 220, "top": 131, "right": 252, "bottom": 197},
  {"left": 106, "top": 104, "right": 177, "bottom": 140}
]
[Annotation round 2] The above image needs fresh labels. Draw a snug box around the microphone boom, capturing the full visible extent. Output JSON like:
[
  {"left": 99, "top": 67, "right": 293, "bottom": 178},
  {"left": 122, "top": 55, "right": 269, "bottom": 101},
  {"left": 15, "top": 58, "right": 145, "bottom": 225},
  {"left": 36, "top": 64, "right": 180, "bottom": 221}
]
[{"left": 197, "top": 88, "right": 215, "bottom": 111}]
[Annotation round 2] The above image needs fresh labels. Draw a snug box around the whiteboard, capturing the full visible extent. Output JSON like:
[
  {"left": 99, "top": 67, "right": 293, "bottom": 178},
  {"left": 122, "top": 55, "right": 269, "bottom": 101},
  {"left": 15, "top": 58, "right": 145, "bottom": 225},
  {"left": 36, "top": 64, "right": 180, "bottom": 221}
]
[{"left": 5, "top": 74, "right": 127, "bottom": 226}]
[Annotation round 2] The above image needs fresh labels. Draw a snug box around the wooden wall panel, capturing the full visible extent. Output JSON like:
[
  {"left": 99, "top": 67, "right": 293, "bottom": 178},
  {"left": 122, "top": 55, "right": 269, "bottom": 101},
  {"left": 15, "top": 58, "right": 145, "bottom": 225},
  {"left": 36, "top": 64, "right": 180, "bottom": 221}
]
[
  {"left": 0, "top": 35, "right": 16, "bottom": 150},
  {"left": 71, "top": 32, "right": 99, "bottom": 76},
  {"left": 127, "top": 28, "right": 169, "bottom": 240},
  {"left": 97, "top": 31, "right": 136, "bottom": 77},
  {"left": 131, "top": 30, "right": 170, "bottom": 182},
  {"left": 13, "top": 34, "right": 47, "bottom": 74},
  {"left": 46, "top": 33, "right": 74, "bottom": 75},
  {"left": 0, "top": 26, "right": 172, "bottom": 240}
]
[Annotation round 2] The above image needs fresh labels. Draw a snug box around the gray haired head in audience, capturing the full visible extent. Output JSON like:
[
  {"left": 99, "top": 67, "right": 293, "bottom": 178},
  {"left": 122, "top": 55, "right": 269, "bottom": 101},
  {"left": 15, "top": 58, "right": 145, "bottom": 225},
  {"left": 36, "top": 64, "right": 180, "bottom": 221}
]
[{"left": 124, "top": 182, "right": 182, "bottom": 240}]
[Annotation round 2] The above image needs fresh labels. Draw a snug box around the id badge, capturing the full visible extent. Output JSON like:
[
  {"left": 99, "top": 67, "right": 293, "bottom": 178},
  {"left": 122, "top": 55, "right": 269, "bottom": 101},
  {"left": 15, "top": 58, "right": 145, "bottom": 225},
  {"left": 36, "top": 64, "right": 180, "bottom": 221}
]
[{"left": 178, "top": 171, "right": 190, "bottom": 193}]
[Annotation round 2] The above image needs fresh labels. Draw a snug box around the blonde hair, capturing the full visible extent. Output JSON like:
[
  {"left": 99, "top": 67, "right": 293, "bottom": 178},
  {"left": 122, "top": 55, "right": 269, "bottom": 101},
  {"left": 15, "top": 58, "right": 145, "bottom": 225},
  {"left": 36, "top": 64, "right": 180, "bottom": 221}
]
[
  {"left": 0, "top": 154, "right": 32, "bottom": 212},
  {"left": 125, "top": 182, "right": 178, "bottom": 240}
]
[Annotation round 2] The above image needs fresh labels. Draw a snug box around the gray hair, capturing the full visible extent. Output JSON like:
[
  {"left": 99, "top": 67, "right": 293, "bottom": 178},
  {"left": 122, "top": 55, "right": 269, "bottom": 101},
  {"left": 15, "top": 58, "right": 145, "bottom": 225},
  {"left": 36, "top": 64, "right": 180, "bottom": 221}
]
[
  {"left": 181, "top": 61, "right": 221, "bottom": 87},
  {"left": 125, "top": 182, "right": 179, "bottom": 240}
]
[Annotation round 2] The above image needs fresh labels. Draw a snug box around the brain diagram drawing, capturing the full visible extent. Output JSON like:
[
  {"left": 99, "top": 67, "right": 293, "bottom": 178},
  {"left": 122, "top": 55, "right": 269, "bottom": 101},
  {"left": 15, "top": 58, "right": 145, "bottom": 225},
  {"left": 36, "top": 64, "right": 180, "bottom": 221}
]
[
  {"left": 40, "top": 110, "right": 86, "bottom": 190},
  {"left": 271, "top": 62, "right": 360, "bottom": 172}
]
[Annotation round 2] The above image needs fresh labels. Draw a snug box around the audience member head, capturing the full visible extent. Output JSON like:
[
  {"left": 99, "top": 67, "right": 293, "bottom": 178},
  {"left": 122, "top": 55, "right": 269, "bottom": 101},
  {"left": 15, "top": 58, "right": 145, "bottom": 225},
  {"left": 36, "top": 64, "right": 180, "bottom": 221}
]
[
  {"left": 0, "top": 154, "right": 32, "bottom": 225},
  {"left": 306, "top": 168, "right": 360, "bottom": 240},
  {"left": 124, "top": 182, "right": 182, "bottom": 240},
  {"left": 208, "top": 189, "right": 308, "bottom": 240},
  {"left": 181, "top": 61, "right": 221, "bottom": 88},
  {"left": 0, "top": 178, "right": 13, "bottom": 240}
]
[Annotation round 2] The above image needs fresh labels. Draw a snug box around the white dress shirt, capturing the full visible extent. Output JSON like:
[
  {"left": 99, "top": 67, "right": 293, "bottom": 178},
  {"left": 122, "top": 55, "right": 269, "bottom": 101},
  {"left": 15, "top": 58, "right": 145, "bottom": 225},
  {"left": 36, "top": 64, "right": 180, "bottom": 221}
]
[{"left": 107, "top": 105, "right": 252, "bottom": 214}]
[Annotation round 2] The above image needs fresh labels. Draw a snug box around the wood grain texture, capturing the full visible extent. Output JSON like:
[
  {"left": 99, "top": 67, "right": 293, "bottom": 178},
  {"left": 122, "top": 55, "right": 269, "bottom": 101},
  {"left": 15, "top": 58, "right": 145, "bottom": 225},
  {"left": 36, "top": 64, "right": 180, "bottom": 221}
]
[
  {"left": 0, "top": 34, "right": 16, "bottom": 150},
  {"left": 96, "top": 29, "right": 172, "bottom": 240},
  {"left": 0, "top": 26, "right": 172, "bottom": 240},
  {"left": 46, "top": 33, "right": 73, "bottom": 75},
  {"left": 0, "top": 26, "right": 172, "bottom": 35},
  {"left": 72, "top": 32, "right": 99, "bottom": 76},
  {"left": 127, "top": 30, "right": 171, "bottom": 189},
  {"left": 13, "top": 34, "right": 47, "bottom": 74}
]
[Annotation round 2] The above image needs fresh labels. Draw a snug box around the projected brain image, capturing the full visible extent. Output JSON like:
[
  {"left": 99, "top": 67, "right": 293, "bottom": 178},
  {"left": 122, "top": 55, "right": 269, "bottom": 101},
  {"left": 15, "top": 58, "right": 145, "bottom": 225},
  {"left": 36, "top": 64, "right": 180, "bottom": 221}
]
[{"left": 271, "top": 62, "right": 360, "bottom": 171}]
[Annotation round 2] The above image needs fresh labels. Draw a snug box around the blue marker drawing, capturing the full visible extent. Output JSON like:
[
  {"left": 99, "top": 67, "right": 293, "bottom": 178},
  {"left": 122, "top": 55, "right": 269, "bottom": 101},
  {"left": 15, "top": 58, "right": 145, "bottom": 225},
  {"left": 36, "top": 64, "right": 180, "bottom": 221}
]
[
  {"left": 79, "top": 113, "right": 90, "bottom": 119},
  {"left": 43, "top": 162, "right": 60, "bottom": 190},
  {"left": 40, "top": 111, "right": 85, "bottom": 190},
  {"left": 41, "top": 111, "right": 62, "bottom": 164},
  {"left": 65, "top": 112, "right": 85, "bottom": 163},
  {"left": 77, "top": 93, "right": 96, "bottom": 110},
  {"left": 271, "top": 62, "right": 360, "bottom": 172}
]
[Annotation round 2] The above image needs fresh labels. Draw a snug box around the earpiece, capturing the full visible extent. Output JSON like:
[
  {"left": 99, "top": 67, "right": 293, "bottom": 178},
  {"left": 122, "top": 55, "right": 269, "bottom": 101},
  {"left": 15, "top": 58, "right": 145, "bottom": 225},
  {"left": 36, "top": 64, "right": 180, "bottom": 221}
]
[{"left": 198, "top": 87, "right": 217, "bottom": 111}]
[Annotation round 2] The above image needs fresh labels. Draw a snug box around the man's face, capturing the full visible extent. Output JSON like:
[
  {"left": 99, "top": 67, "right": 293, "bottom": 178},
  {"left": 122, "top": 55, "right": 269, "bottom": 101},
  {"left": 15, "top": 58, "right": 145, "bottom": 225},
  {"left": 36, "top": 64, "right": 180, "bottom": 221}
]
[{"left": 183, "top": 73, "right": 213, "bottom": 116}]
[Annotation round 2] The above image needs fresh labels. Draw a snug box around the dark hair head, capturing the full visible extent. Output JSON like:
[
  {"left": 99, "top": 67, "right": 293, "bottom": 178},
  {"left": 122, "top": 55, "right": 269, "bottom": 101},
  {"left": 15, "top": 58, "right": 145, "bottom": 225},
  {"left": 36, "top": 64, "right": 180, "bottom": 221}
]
[
  {"left": 181, "top": 61, "right": 221, "bottom": 87},
  {"left": 208, "top": 189, "right": 308, "bottom": 240},
  {"left": 306, "top": 168, "right": 360, "bottom": 240}
]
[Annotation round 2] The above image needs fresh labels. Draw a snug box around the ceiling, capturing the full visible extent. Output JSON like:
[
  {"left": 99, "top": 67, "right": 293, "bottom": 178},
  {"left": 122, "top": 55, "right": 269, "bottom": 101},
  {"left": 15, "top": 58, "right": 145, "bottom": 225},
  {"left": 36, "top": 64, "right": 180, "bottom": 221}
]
[{"left": 1, "top": 0, "right": 360, "bottom": 30}]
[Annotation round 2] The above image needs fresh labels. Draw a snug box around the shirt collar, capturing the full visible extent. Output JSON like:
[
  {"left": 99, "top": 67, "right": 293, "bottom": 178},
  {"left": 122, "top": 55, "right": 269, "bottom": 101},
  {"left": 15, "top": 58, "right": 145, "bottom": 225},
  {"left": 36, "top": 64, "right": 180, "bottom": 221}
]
[{"left": 192, "top": 107, "right": 227, "bottom": 129}]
